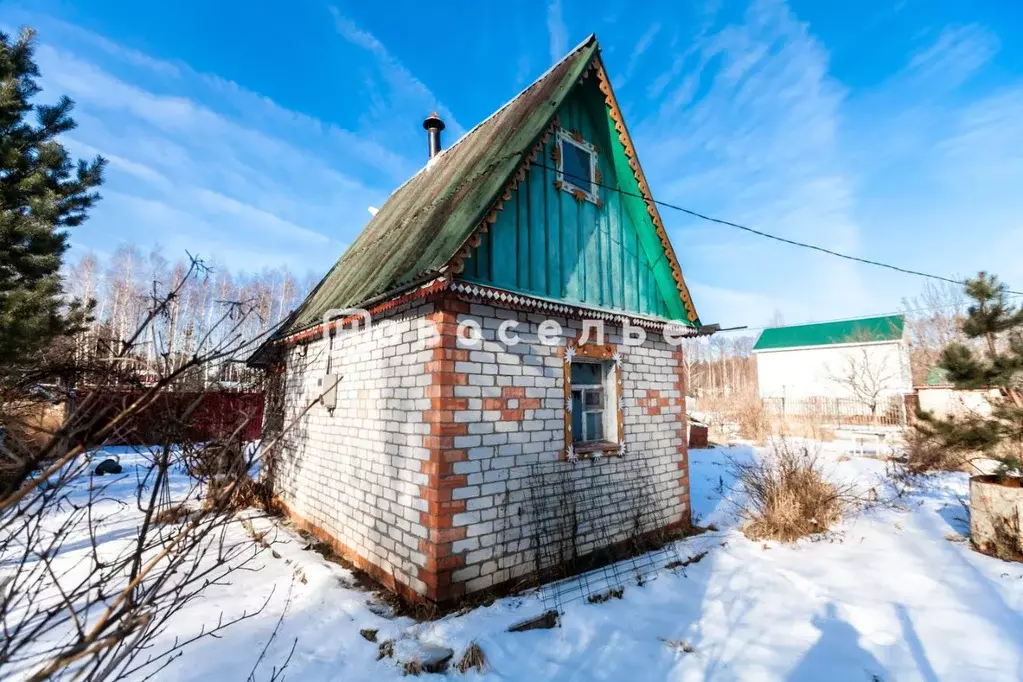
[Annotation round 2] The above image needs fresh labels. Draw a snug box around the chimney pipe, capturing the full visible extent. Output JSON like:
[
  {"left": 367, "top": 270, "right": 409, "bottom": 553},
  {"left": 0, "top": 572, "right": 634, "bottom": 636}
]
[{"left": 423, "top": 112, "right": 445, "bottom": 159}]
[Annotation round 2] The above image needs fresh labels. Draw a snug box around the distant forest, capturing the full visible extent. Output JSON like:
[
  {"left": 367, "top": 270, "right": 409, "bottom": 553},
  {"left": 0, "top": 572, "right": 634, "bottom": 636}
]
[{"left": 62, "top": 245, "right": 318, "bottom": 387}]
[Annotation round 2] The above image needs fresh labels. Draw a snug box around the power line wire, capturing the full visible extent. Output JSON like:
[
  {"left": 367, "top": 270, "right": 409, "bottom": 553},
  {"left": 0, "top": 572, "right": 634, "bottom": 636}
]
[
  {"left": 710, "top": 294, "right": 1023, "bottom": 335},
  {"left": 529, "top": 159, "right": 1021, "bottom": 295}
]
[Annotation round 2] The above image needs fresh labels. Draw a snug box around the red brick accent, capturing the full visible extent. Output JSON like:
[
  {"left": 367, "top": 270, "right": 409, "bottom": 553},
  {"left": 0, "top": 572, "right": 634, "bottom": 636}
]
[
  {"left": 638, "top": 389, "right": 663, "bottom": 416},
  {"left": 416, "top": 292, "right": 472, "bottom": 603},
  {"left": 477, "top": 385, "right": 533, "bottom": 423},
  {"left": 673, "top": 348, "right": 692, "bottom": 526}
]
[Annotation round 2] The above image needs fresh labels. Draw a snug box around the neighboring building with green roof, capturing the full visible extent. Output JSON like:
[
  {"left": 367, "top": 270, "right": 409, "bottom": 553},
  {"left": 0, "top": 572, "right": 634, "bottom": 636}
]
[
  {"left": 752, "top": 314, "right": 911, "bottom": 401},
  {"left": 752, "top": 315, "right": 905, "bottom": 352},
  {"left": 251, "top": 36, "right": 702, "bottom": 606}
]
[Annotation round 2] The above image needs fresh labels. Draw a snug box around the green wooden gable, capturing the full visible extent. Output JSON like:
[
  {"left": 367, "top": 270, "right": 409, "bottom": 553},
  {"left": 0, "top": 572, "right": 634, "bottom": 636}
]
[
  {"left": 459, "top": 71, "right": 689, "bottom": 321},
  {"left": 264, "top": 34, "right": 699, "bottom": 349},
  {"left": 752, "top": 314, "right": 905, "bottom": 351}
]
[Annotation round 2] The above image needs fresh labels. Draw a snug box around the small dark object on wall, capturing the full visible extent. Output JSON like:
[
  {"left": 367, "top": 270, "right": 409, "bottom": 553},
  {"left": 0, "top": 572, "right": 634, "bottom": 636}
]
[{"left": 94, "top": 457, "right": 122, "bottom": 476}]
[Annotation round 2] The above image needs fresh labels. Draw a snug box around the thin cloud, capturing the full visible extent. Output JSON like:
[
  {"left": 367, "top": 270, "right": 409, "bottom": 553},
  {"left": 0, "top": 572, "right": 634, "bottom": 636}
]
[
  {"left": 16, "top": 13, "right": 414, "bottom": 183},
  {"left": 329, "top": 7, "right": 463, "bottom": 138},
  {"left": 633, "top": 0, "right": 867, "bottom": 327},
  {"left": 27, "top": 37, "right": 381, "bottom": 273},
  {"left": 908, "top": 24, "right": 999, "bottom": 88},
  {"left": 547, "top": 0, "right": 568, "bottom": 63},
  {"left": 626, "top": 23, "right": 662, "bottom": 80}
]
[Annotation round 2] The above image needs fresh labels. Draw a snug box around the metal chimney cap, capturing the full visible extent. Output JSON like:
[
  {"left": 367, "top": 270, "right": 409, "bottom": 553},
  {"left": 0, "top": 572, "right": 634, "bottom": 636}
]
[{"left": 423, "top": 112, "right": 445, "bottom": 131}]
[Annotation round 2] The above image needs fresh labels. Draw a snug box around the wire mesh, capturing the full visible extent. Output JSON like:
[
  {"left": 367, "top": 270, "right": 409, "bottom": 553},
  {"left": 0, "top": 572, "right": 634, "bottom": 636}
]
[{"left": 526, "top": 456, "right": 686, "bottom": 614}]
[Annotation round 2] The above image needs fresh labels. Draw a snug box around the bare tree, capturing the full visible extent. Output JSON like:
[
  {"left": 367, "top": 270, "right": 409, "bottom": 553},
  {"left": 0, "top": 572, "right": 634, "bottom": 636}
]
[
  {"left": 682, "top": 335, "right": 758, "bottom": 399},
  {"left": 901, "top": 280, "right": 970, "bottom": 385},
  {"left": 0, "top": 255, "right": 319, "bottom": 681},
  {"left": 827, "top": 340, "right": 897, "bottom": 421},
  {"left": 61, "top": 246, "right": 311, "bottom": 390}
]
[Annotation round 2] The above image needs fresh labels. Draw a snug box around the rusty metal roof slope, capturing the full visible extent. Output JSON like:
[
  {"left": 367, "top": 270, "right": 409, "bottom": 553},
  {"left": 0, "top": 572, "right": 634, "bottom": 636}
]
[{"left": 281, "top": 36, "right": 600, "bottom": 337}]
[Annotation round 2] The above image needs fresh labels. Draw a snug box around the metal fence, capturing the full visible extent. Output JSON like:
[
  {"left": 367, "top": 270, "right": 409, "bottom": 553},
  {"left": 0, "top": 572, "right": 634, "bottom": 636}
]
[{"left": 762, "top": 395, "right": 907, "bottom": 427}]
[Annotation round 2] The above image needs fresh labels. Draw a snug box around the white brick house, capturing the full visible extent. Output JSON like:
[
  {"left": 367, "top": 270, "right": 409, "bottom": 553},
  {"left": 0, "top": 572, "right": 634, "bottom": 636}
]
[{"left": 251, "top": 36, "right": 707, "bottom": 605}]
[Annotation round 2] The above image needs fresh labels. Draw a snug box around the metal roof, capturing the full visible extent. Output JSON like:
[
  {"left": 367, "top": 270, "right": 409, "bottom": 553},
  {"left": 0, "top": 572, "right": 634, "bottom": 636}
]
[
  {"left": 279, "top": 36, "right": 600, "bottom": 337},
  {"left": 752, "top": 314, "right": 905, "bottom": 351}
]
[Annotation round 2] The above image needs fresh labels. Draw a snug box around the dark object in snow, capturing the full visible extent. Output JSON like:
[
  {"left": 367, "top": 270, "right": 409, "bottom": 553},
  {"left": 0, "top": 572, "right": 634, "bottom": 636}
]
[
  {"left": 508, "top": 610, "right": 559, "bottom": 632},
  {"left": 359, "top": 628, "right": 378, "bottom": 642},
  {"left": 587, "top": 586, "right": 624, "bottom": 603},
  {"left": 665, "top": 550, "right": 709, "bottom": 571},
  {"left": 94, "top": 457, "right": 122, "bottom": 476},
  {"left": 377, "top": 640, "right": 394, "bottom": 660},
  {"left": 415, "top": 644, "right": 453, "bottom": 674}
]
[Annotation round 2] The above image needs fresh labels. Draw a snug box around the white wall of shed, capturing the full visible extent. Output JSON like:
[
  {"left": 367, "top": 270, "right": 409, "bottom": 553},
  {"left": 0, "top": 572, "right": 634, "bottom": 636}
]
[{"left": 755, "top": 341, "right": 912, "bottom": 399}]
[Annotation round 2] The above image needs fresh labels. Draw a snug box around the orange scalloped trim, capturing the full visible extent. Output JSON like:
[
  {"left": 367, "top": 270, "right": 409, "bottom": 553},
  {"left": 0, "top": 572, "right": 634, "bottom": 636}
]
[{"left": 446, "top": 120, "right": 558, "bottom": 276}]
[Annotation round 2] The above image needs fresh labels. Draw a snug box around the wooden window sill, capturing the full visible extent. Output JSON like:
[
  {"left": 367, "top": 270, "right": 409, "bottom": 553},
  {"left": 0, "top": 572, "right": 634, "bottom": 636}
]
[{"left": 573, "top": 440, "right": 621, "bottom": 456}]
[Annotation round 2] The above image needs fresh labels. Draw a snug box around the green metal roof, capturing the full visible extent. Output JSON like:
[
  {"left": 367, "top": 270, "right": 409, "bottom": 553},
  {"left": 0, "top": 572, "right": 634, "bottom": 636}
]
[
  {"left": 752, "top": 314, "right": 905, "bottom": 351},
  {"left": 279, "top": 36, "right": 600, "bottom": 337}
]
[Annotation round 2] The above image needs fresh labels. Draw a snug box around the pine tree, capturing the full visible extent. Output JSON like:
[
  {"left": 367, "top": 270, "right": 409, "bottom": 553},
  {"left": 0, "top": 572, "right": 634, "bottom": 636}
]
[
  {"left": 916, "top": 272, "right": 1023, "bottom": 479},
  {"left": 0, "top": 27, "right": 105, "bottom": 366}
]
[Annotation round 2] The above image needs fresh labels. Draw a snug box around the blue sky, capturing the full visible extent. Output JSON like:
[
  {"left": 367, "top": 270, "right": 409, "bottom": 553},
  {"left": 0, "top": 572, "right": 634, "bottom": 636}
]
[{"left": 3, "top": 0, "right": 1022, "bottom": 330}]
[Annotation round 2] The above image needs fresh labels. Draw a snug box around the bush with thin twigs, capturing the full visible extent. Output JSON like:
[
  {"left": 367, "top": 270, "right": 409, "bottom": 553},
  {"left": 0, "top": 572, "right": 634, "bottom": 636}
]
[
  {"left": 901, "top": 426, "right": 971, "bottom": 475},
  {"left": 698, "top": 391, "right": 769, "bottom": 443},
  {"left": 151, "top": 503, "right": 193, "bottom": 525},
  {"left": 730, "top": 439, "right": 851, "bottom": 542},
  {"left": 455, "top": 641, "right": 488, "bottom": 674},
  {"left": 0, "top": 250, "right": 319, "bottom": 681}
]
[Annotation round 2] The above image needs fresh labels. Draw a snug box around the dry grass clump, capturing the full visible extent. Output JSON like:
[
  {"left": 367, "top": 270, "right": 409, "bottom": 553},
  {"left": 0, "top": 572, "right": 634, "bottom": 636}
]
[
  {"left": 731, "top": 439, "right": 850, "bottom": 542},
  {"left": 735, "top": 397, "right": 769, "bottom": 442},
  {"left": 698, "top": 392, "right": 770, "bottom": 443},
  {"left": 454, "top": 642, "right": 488, "bottom": 674}
]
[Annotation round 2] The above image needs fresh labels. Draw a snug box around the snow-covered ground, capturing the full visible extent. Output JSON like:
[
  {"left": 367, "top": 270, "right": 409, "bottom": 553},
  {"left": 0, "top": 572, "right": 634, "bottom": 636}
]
[{"left": 15, "top": 440, "right": 1023, "bottom": 681}]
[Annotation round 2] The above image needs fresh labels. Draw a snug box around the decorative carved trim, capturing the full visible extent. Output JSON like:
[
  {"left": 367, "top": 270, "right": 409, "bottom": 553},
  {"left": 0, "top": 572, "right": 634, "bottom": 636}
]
[
  {"left": 444, "top": 54, "right": 699, "bottom": 324},
  {"left": 450, "top": 283, "right": 699, "bottom": 335},
  {"left": 560, "top": 341, "right": 625, "bottom": 460},
  {"left": 280, "top": 277, "right": 450, "bottom": 346},
  {"left": 593, "top": 57, "right": 699, "bottom": 324},
  {"left": 448, "top": 281, "right": 705, "bottom": 334},
  {"left": 554, "top": 127, "right": 600, "bottom": 204},
  {"left": 446, "top": 121, "right": 557, "bottom": 276}
]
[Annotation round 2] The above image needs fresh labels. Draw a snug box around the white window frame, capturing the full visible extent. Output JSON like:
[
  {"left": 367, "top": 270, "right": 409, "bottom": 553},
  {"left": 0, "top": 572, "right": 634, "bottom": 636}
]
[
  {"left": 556, "top": 129, "right": 598, "bottom": 204},
  {"left": 569, "top": 360, "right": 618, "bottom": 445}
]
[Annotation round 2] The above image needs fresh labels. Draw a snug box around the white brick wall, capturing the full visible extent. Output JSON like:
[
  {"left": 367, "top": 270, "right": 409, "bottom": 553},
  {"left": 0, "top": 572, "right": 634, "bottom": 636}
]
[
  {"left": 446, "top": 306, "right": 689, "bottom": 594},
  {"left": 275, "top": 300, "right": 436, "bottom": 595},
  {"left": 273, "top": 296, "right": 689, "bottom": 600}
]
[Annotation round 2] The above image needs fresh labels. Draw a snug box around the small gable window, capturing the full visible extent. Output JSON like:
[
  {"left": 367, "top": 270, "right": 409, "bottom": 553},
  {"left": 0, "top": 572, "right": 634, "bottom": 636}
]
[{"left": 556, "top": 129, "right": 598, "bottom": 203}]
